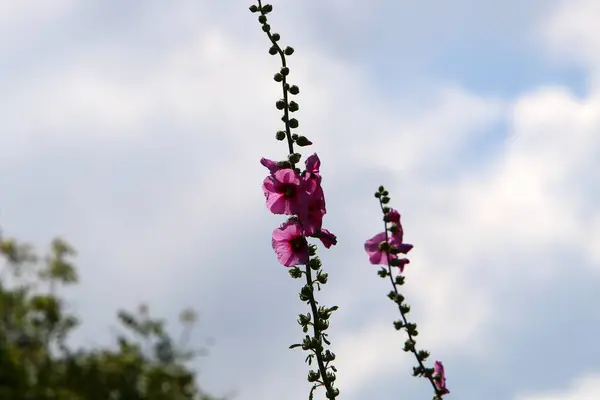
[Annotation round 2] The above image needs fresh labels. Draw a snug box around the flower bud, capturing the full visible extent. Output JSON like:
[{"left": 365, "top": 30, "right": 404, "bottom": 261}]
[
  {"left": 295, "top": 136, "right": 312, "bottom": 146},
  {"left": 276, "top": 131, "right": 286, "bottom": 141},
  {"left": 284, "top": 46, "right": 294, "bottom": 55},
  {"left": 280, "top": 66, "right": 290, "bottom": 76},
  {"left": 258, "top": 15, "right": 267, "bottom": 23},
  {"left": 289, "top": 85, "right": 300, "bottom": 95},
  {"left": 307, "top": 370, "right": 320, "bottom": 382},
  {"left": 272, "top": 32, "right": 281, "bottom": 41},
  {"left": 317, "top": 273, "right": 328, "bottom": 284},
  {"left": 288, "top": 153, "right": 301, "bottom": 164},
  {"left": 261, "top": 24, "right": 271, "bottom": 32},
  {"left": 249, "top": 5, "right": 258, "bottom": 12},
  {"left": 288, "top": 118, "right": 299, "bottom": 128},
  {"left": 275, "top": 99, "right": 286, "bottom": 109},
  {"left": 261, "top": 4, "right": 273, "bottom": 13},
  {"left": 273, "top": 73, "right": 283, "bottom": 82},
  {"left": 268, "top": 46, "right": 277, "bottom": 55}
]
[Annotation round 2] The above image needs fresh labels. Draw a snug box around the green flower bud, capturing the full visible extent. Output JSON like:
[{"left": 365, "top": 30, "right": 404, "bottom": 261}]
[
  {"left": 275, "top": 99, "right": 286, "bottom": 109},
  {"left": 307, "top": 370, "right": 320, "bottom": 382},
  {"left": 261, "top": 24, "right": 271, "bottom": 32},
  {"left": 261, "top": 4, "right": 273, "bottom": 13},
  {"left": 295, "top": 136, "right": 312, "bottom": 146},
  {"left": 288, "top": 85, "right": 300, "bottom": 95},
  {"left": 289, "top": 152, "right": 301, "bottom": 164},
  {"left": 317, "top": 273, "right": 328, "bottom": 284},
  {"left": 268, "top": 46, "right": 277, "bottom": 55},
  {"left": 271, "top": 32, "right": 281, "bottom": 41},
  {"left": 276, "top": 131, "right": 286, "bottom": 141},
  {"left": 288, "top": 101, "right": 299, "bottom": 112},
  {"left": 284, "top": 46, "right": 294, "bottom": 55},
  {"left": 280, "top": 66, "right": 290, "bottom": 76},
  {"left": 273, "top": 73, "right": 283, "bottom": 82},
  {"left": 249, "top": 5, "right": 258, "bottom": 12},
  {"left": 288, "top": 118, "right": 299, "bottom": 128},
  {"left": 258, "top": 15, "right": 267, "bottom": 23}
]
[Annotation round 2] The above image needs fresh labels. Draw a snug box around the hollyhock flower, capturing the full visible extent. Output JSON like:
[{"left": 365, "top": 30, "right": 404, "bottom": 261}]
[
  {"left": 260, "top": 157, "right": 283, "bottom": 174},
  {"left": 300, "top": 184, "right": 326, "bottom": 235},
  {"left": 364, "top": 232, "right": 413, "bottom": 266},
  {"left": 314, "top": 228, "right": 337, "bottom": 248},
  {"left": 384, "top": 209, "right": 401, "bottom": 224},
  {"left": 304, "top": 153, "right": 321, "bottom": 176},
  {"left": 433, "top": 361, "right": 450, "bottom": 395},
  {"left": 303, "top": 153, "right": 322, "bottom": 192},
  {"left": 263, "top": 169, "right": 308, "bottom": 215},
  {"left": 390, "top": 234, "right": 413, "bottom": 255},
  {"left": 272, "top": 219, "right": 309, "bottom": 266}
]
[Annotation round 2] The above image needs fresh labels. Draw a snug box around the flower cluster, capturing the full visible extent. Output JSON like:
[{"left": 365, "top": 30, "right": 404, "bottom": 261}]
[
  {"left": 262, "top": 154, "right": 337, "bottom": 266},
  {"left": 365, "top": 185, "right": 450, "bottom": 399}
]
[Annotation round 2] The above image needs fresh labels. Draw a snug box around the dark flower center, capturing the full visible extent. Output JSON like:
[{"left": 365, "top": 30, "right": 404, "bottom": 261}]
[
  {"left": 290, "top": 236, "right": 307, "bottom": 252},
  {"left": 282, "top": 183, "right": 296, "bottom": 198}
]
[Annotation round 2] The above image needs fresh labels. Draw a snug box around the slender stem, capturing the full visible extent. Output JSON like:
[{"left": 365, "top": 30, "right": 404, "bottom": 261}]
[
  {"left": 257, "top": 0, "right": 296, "bottom": 164},
  {"left": 254, "top": 2, "right": 338, "bottom": 396},
  {"left": 305, "top": 265, "right": 336, "bottom": 396},
  {"left": 379, "top": 200, "right": 440, "bottom": 395}
]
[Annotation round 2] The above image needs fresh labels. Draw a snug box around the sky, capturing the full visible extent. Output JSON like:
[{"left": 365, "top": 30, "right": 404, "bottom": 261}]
[{"left": 0, "top": 0, "right": 599, "bottom": 399}]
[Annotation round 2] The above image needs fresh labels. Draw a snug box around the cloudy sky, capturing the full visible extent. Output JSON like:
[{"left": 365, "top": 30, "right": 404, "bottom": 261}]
[{"left": 1, "top": 0, "right": 599, "bottom": 399}]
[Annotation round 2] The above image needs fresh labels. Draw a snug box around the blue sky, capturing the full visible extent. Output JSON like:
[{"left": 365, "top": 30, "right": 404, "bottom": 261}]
[{"left": 1, "top": 1, "right": 599, "bottom": 400}]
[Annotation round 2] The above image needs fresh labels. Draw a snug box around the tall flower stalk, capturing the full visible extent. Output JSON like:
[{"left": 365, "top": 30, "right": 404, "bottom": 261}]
[
  {"left": 364, "top": 185, "right": 450, "bottom": 399},
  {"left": 251, "top": 2, "right": 340, "bottom": 399}
]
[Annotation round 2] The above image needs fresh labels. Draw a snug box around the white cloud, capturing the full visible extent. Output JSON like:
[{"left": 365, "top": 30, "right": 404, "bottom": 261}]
[{"left": 516, "top": 374, "right": 600, "bottom": 400}]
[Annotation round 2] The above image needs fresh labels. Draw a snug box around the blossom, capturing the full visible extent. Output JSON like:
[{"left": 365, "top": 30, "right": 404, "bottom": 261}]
[
  {"left": 262, "top": 169, "right": 307, "bottom": 215},
  {"left": 272, "top": 219, "right": 309, "bottom": 266},
  {"left": 260, "top": 157, "right": 283, "bottom": 174},
  {"left": 364, "top": 232, "right": 413, "bottom": 267},
  {"left": 303, "top": 153, "right": 322, "bottom": 192},
  {"left": 314, "top": 228, "right": 337, "bottom": 249},
  {"left": 433, "top": 361, "right": 450, "bottom": 395},
  {"left": 304, "top": 153, "right": 321, "bottom": 176},
  {"left": 384, "top": 209, "right": 401, "bottom": 224},
  {"left": 300, "top": 184, "right": 326, "bottom": 235}
]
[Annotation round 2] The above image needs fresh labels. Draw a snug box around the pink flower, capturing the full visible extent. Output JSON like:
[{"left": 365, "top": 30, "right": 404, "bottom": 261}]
[
  {"left": 263, "top": 169, "right": 307, "bottom": 215},
  {"left": 300, "top": 185, "right": 326, "bottom": 235},
  {"left": 433, "top": 361, "right": 450, "bottom": 395},
  {"left": 260, "top": 157, "right": 283, "bottom": 174},
  {"left": 304, "top": 153, "right": 321, "bottom": 176},
  {"left": 314, "top": 228, "right": 337, "bottom": 248},
  {"left": 303, "top": 153, "right": 322, "bottom": 192},
  {"left": 385, "top": 209, "right": 401, "bottom": 224},
  {"left": 364, "top": 232, "right": 412, "bottom": 266},
  {"left": 272, "top": 219, "right": 309, "bottom": 266}
]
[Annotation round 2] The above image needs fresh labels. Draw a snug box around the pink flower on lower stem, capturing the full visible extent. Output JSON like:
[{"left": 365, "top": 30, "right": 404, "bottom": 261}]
[
  {"left": 263, "top": 169, "right": 307, "bottom": 215},
  {"left": 433, "top": 361, "right": 450, "bottom": 396},
  {"left": 364, "top": 232, "right": 413, "bottom": 266},
  {"left": 272, "top": 219, "right": 309, "bottom": 267}
]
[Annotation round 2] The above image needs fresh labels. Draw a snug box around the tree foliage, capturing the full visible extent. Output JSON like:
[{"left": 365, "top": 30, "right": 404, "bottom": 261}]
[{"left": 0, "top": 233, "right": 217, "bottom": 400}]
